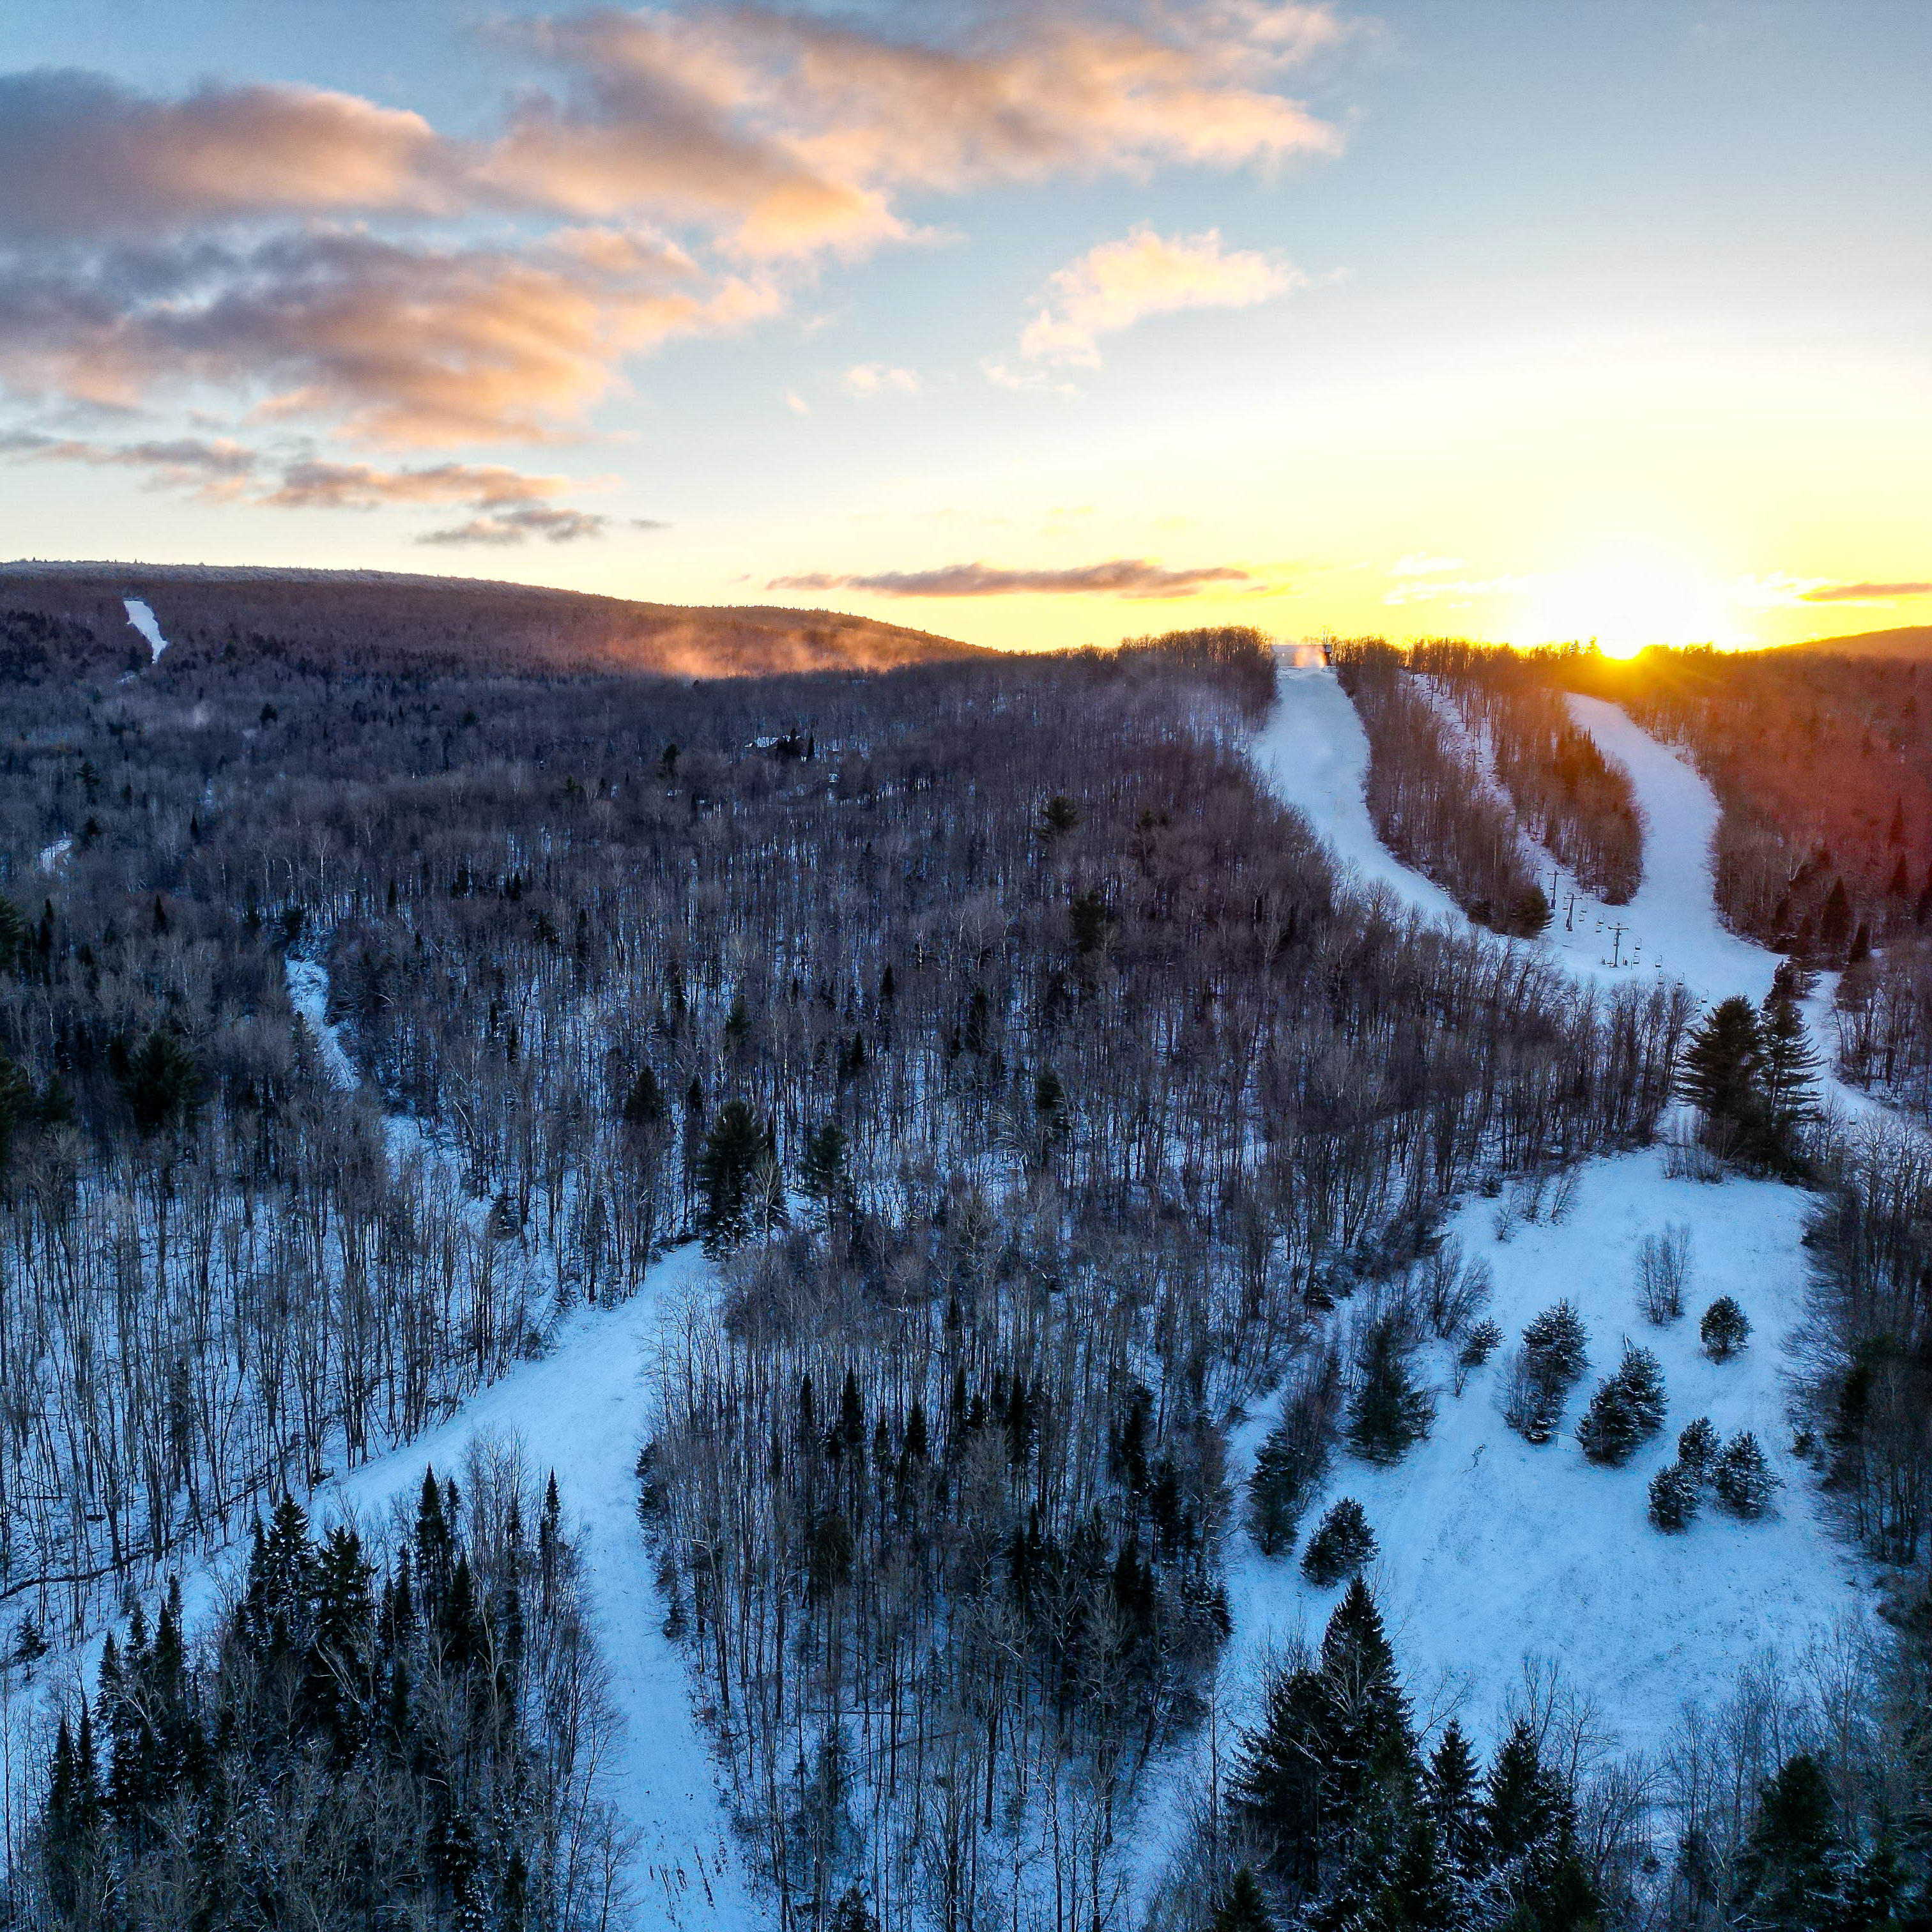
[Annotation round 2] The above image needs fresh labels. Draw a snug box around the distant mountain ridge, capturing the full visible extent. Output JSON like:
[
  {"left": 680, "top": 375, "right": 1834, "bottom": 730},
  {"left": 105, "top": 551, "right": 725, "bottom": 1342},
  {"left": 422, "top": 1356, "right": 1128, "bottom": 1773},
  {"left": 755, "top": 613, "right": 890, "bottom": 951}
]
[
  {"left": 1788, "top": 623, "right": 1932, "bottom": 659},
  {"left": 0, "top": 560, "right": 985, "bottom": 681}
]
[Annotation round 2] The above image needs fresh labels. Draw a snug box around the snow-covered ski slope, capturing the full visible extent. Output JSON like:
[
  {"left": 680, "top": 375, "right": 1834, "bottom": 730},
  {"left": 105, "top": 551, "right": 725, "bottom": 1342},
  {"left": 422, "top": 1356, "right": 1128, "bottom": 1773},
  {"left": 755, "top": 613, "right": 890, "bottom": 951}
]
[
  {"left": 1196, "top": 658, "right": 1878, "bottom": 1782},
  {"left": 313, "top": 1248, "right": 758, "bottom": 1932}
]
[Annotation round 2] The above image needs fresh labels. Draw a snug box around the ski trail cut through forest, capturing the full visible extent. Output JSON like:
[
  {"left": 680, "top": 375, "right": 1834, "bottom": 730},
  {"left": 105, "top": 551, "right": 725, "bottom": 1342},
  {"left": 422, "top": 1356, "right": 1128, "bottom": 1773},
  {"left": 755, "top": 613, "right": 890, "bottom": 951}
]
[
  {"left": 122, "top": 597, "right": 168, "bottom": 663},
  {"left": 272, "top": 954, "right": 762, "bottom": 1928},
  {"left": 1132, "top": 656, "right": 1885, "bottom": 1894},
  {"left": 311, "top": 1246, "right": 761, "bottom": 1932}
]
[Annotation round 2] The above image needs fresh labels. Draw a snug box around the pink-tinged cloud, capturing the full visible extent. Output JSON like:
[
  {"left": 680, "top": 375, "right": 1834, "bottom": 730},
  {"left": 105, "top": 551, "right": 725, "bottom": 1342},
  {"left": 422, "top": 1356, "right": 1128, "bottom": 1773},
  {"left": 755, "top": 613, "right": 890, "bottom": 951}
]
[
  {"left": 1020, "top": 225, "right": 1300, "bottom": 364},
  {"left": 489, "top": 4, "right": 1344, "bottom": 256},
  {"left": 0, "top": 71, "right": 457, "bottom": 242},
  {"left": 769, "top": 558, "right": 1252, "bottom": 598},
  {"left": 417, "top": 505, "right": 609, "bottom": 546},
  {"left": 0, "top": 428, "right": 258, "bottom": 498},
  {"left": 0, "top": 229, "right": 774, "bottom": 444},
  {"left": 1800, "top": 580, "right": 1932, "bottom": 602},
  {"left": 260, "top": 460, "right": 576, "bottom": 510}
]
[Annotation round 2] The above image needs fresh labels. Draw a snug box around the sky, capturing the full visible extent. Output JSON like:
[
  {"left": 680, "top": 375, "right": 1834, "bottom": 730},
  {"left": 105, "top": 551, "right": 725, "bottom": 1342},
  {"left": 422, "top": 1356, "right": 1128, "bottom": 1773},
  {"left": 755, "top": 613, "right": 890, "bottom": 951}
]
[{"left": 1, "top": 0, "right": 1927, "bottom": 655}]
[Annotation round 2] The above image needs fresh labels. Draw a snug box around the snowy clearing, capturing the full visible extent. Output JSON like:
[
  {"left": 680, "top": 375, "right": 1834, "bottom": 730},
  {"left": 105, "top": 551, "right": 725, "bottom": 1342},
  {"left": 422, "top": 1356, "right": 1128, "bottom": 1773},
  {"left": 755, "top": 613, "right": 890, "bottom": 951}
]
[
  {"left": 1142, "top": 656, "right": 1883, "bottom": 1889},
  {"left": 312, "top": 1248, "right": 759, "bottom": 1932},
  {"left": 282, "top": 956, "right": 361, "bottom": 1092},
  {"left": 1248, "top": 664, "right": 1462, "bottom": 922},
  {"left": 123, "top": 597, "right": 168, "bottom": 663},
  {"left": 35, "top": 836, "right": 72, "bottom": 876}
]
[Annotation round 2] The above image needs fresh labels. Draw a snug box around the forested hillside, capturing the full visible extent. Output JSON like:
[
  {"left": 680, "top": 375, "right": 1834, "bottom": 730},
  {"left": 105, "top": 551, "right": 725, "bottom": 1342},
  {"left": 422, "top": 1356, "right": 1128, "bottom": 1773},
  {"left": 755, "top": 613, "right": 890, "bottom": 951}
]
[
  {"left": 0, "top": 564, "right": 980, "bottom": 682},
  {"left": 0, "top": 610, "right": 1702, "bottom": 1930}
]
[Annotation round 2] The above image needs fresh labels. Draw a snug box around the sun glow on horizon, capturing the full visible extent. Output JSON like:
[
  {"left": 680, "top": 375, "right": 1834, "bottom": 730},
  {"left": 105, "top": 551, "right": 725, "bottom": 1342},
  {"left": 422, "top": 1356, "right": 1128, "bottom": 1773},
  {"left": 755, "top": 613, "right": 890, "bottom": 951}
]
[{"left": 1508, "top": 549, "right": 1739, "bottom": 659}]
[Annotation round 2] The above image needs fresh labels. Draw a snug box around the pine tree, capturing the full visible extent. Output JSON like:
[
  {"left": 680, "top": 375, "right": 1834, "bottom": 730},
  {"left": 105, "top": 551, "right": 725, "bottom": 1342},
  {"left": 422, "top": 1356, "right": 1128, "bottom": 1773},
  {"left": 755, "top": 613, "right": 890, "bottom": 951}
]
[
  {"left": 800, "top": 1121, "right": 851, "bottom": 1226},
  {"left": 1676, "top": 995, "right": 1763, "bottom": 1127},
  {"left": 1701, "top": 1296, "right": 1751, "bottom": 1360},
  {"left": 1483, "top": 1719, "right": 1599, "bottom": 1931},
  {"left": 1733, "top": 1752, "right": 1841, "bottom": 1929},
  {"left": 1678, "top": 1415, "right": 1720, "bottom": 1473},
  {"left": 1209, "top": 1867, "right": 1275, "bottom": 1932},
  {"left": 1302, "top": 1497, "right": 1377, "bottom": 1586},
  {"left": 1577, "top": 1342, "right": 1667, "bottom": 1466},
  {"left": 1346, "top": 1315, "right": 1436, "bottom": 1465},
  {"left": 1713, "top": 1430, "right": 1778, "bottom": 1518},
  {"left": 1648, "top": 1461, "right": 1699, "bottom": 1532},
  {"left": 1820, "top": 878, "right": 1853, "bottom": 956}
]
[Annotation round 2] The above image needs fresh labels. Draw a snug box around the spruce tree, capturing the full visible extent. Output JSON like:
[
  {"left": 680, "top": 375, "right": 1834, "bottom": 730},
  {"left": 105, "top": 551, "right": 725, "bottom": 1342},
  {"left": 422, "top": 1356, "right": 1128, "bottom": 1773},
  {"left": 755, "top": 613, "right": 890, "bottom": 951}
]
[
  {"left": 1209, "top": 1866, "right": 1275, "bottom": 1932},
  {"left": 1676, "top": 995, "right": 1764, "bottom": 1131},
  {"left": 1346, "top": 1315, "right": 1436, "bottom": 1465},
  {"left": 698, "top": 1099, "right": 769, "bottom": 1253},
  {"left": 1423, "top": 1721, "right": 1489, "bottom": 1882},
  {"left": 1733, "top": 1751, "right": 1840, "bottom": 1930}
]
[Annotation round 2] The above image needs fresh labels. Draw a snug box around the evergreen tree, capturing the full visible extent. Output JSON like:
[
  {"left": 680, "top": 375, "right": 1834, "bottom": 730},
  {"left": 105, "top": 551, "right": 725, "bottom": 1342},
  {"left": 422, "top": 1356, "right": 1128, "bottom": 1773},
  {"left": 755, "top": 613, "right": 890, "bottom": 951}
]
[
  {"left": 1209, "top": 1866, "right": 1275, "bottom": 1932},
  {"left": 1677, "top": 993, "right": 1765, "bottom": 1128},
  {"left": 1758, "top": 984, "right": 1820, "bottom": 1152},
  {"left": 1423, "top": 1721, "right": 1489, "bottom": 1881},
  {"left": 1576, "top": 1342, "right": 1667, "bottom": 1466},
  {"left": 1677, "top": 1415, "right": 1720, "bottom": 1474},
  {"left": 1713, "top": 1430, "right": 1778, "bottom": 1518},
  {"left": 620, "top": 1062, "right": 666, "bottom": 1128},
  {"left": 1346, "top": 1315, "right": 1436, "bottom": 1465},
  {"left": 1483, "top": 1719, "right": 1599, "bottom": 1931},
  {"left": 1734, "top": 1752, "right": 1841, "bottom": 1929},
  {"left": 1701, "top": 1296, "right": 1751, "bottom": 1361},
  {"left": 1820, "top": 879, "right": 1853, "bottom": 956},
  {"left": 800, "top": 1121, "right": 852, "bottom": 1226},
  {"left": 1648, "top": 1461, "right": 1699, "bottom": 1532},
  {"left": 1303, "top": 1497, "right": 1377, "bottom": 1586},
  {"left": 698, "top": 1099, "right": 769, "bottom": 1253}
]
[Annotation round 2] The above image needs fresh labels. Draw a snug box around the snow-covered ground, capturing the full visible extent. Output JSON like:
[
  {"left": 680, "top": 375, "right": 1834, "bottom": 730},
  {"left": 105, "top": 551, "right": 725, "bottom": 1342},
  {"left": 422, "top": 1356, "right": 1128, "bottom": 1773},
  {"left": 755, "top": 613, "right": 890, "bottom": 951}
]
[
  {"left": 312, "top": 1248, "right": 759, "bottom": 1932},
  {"left": 123, "top": 597, "right": 168, "bottom": 663},
  {"left": 284, "top": 957, "right": 361, "bottom": 1092},
  {"left": 1135, "top": 655, "right": 1882, "bottom": 1888},
  {"left": 35, "top": 835, "right": 72, "bottom": 876},
  {"left": 1250, "top": 666, "right": 1462, "bottom": 923}
]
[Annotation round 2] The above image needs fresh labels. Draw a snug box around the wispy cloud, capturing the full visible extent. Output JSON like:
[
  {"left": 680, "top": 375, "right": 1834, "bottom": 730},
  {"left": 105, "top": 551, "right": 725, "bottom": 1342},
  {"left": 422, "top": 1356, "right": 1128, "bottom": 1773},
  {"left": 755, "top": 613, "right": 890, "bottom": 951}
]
[
  {"left": 843, "top": 362, "right": 919, "bottom": 395},
  {"left": 0, "top": 7, "right": 1345, "bottom": 455},
  {"left": 418, "top": 505, "right": 608, "bottom": 546},
  {"left": 769, "top": 557, "right": 1252, "bottom": 598},
  {"left": 0, "top": 428, "right": 257, "bottom": 498},
  {"left": 1388, "top": 551, "right": 1466, "bottom": 577},
  {"left": 1020, "top": 226, "right": 1300, "bottom": 366},
  {"left": 1802, "top": 579, "right": 1932, "bottom": 603}
]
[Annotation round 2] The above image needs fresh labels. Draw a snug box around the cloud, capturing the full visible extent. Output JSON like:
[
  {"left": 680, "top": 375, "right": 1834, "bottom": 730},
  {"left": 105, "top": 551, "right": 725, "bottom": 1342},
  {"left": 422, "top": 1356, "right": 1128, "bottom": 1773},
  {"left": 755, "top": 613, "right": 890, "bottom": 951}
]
[
  {"left": 631, "top": 516, "right": 670, "bottom": 530},
  {"left": 259, "top": 459, "right": 572, "bottom": 510},
  {"left": 0, "top": 429, "right": 618, "bottom": 535},
  {"left": 418, "top": 505, "right": 609, "bottom": 546},
  {"left": 0, "top": 428, "right": 257, "bottom": 497},
  {"left": 1801, "top": 579, "right": 1932, "bottom": 603},
  {"left": 494, "top": 5, "right": 1346, "bottom": 258},
  {"left": 783, "top": 387, "right": 810, "bottom": 414},
  {"left": 0, "top": 227, "right": 773, "bottom": 444},
  {"left": 769, "top": 557, "right": 1252, "bottom": 598},
  {"left": 0, "top": 7, "right": 1349, "bottom": 458},
  {"left": 1388, "top": 552, "right": 1466, "bottom": 577},
  {"left": 0, "top": 70, "right": 458, "bottom": 244},
  {"left": 843, "top": 362, "right": 919, "bottom": 395},
  {"left": 1020, "top": 226, "right": 1300, "bottom": 365}
]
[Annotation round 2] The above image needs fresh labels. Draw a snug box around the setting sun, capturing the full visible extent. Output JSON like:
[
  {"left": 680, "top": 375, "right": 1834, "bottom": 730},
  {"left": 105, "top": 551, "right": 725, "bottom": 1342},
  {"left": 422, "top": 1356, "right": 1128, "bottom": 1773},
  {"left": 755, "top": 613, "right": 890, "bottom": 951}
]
[{"left": 1510, "top": 551, "right": 1738, "bottom": 657}]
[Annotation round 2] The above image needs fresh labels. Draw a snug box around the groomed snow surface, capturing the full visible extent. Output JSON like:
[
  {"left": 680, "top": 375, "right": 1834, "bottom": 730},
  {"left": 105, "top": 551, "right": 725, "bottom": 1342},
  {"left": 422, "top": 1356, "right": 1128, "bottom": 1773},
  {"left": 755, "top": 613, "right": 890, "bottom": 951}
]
[
  {"left": 123, "top": 597, "right": 168, "bottom": 663},
  {"left": 1158, "top": 656, "right": 1876, "bottom": 1879}
]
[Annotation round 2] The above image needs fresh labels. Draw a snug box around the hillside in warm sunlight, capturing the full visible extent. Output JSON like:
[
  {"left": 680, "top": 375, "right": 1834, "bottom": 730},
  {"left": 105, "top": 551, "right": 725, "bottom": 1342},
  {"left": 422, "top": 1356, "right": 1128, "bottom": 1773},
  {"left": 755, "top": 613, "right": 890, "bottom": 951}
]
[
  {"left": 1789, "top": 624, "right": 1932, "bottom": 660},
  {"left": 0, "top": 562, "right": 985, "bottom": 682}
]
